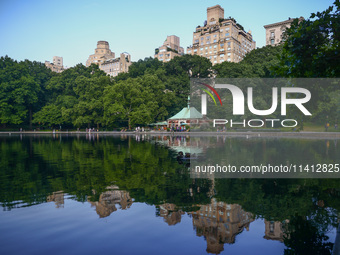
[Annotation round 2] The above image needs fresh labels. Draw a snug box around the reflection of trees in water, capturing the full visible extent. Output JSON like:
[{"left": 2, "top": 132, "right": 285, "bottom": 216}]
[
  {"left": 215, "top": 178, "right": 339, "bottom": 254},
  {"left": 1, "top": 136, "right": 340, "bottom": 253},
  {"left": 284, "top": 215, "right": 335, "bottom": 255}
]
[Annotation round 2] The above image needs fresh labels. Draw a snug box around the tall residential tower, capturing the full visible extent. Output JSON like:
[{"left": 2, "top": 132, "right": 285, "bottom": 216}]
[{"left": 187, "top": 5, "right": 256, "bottom": 65}]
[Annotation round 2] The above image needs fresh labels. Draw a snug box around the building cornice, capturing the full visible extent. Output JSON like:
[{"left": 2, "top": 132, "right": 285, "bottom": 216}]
[{"left": 264, "top": 17, "right": 303, "bottom": 29}]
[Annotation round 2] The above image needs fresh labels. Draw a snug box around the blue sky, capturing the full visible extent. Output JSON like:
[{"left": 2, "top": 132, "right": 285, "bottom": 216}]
[{"left": 0, "top": 0, "right": 335, "bottom": 67}]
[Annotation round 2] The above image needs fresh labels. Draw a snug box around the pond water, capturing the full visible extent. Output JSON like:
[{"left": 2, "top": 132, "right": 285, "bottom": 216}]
[{"left": 0, "top": 134, "right": 339, "bottom": 255}]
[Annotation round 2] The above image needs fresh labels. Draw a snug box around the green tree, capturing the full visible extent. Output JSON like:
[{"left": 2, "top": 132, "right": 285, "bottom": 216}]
[
  {"left": 213, "top": 45, "right": 282, "bottom": 78},
  {"left": 275, "top": 1, "right": 340, "bottom": 77},
  {"left": 33, "top": 64, "right": 109, "bottom": 128},
  {"left": 0, "top": 56, "right": 52, "bottom": 128},
  {"left": 165, "top": 54, "right": 212, "bottom": 78},
  {"left": 116, "top": 57, "right": 164, "bottom": 80},
  {"left": 104, "top": 73, "right": 176, "bottom": 129}
]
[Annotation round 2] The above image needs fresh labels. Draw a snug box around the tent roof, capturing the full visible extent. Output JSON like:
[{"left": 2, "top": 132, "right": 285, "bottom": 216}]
[{"left": 169, "top": 107, "right": 203, "bottom": 120}]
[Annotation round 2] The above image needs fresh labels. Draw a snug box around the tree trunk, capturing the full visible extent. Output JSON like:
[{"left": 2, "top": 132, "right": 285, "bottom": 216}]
[{"left": 128, "top": 118, "right": 131, "bottom": 130}]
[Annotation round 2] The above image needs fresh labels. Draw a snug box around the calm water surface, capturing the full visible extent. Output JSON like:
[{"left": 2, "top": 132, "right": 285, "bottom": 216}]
[{"left": 0, "top": 134, "right": 339, "bottom": 255}]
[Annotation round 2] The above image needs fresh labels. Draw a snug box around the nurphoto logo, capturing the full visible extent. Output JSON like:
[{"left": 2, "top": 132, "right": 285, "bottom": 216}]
[{"left": 193, "top": 79, "right": 314, "bottom": 129}]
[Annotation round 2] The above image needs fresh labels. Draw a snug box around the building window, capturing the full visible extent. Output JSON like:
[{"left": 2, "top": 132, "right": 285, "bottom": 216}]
[
  {"left": 271, "top": 39, "right": 275, "bottom": 45},
  {"left": 220, "top": 43, "right": 224, "bottom": 47},
  {"left": 271, "top": 32, "right": 275, "bottom": 38},
  {"left": 213, "top": 39, "right": 217, "bottom": 43},
  {"left": 225, "top": 33, "right": 229, "bottom": 36}
]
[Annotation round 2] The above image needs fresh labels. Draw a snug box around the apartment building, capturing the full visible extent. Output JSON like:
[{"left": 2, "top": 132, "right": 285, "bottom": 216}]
[
  {"left": 264, "top": 17, "right": 304, "bottom": 46},
  {"left": 99, "top": 52, "right": 131, "bottom": 77},
  {"left": 86, "top": 41, "right": 115, "bottom": 67},
  {"left": 86, "top": 41, "right": 131, "bottom": 77},
  {"left": 154, "top": 35, "right": 184, "bottom": 62},
  {"left": 45, "top": 56, "right": 64, "bottom": 73},
  {"left": 187, "top": 5, "right": 256, "bottom": 65}
]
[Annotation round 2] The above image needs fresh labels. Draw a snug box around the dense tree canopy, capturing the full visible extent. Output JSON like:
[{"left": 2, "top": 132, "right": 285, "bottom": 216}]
[
  {"left": 0, "top": 1, "right": 339, "bottom": 129},
  {"left": 275, "top": 0, "right": 340, "bottom": 78},
  {"left": 214, "top": 45, "right": 283, "bottom": 78},
  {"left": 0, "top": 56, "right": 52, "bottom": 128}
]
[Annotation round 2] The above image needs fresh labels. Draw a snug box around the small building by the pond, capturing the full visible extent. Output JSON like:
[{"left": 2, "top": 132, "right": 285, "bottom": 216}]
[{"left": 168, "top": 96, "right": 203, "bottom": 128}]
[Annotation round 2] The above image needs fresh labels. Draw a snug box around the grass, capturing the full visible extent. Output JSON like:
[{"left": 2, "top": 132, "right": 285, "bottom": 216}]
[{"left": 303, "top": 122, "right": 339, "bottom": 132}]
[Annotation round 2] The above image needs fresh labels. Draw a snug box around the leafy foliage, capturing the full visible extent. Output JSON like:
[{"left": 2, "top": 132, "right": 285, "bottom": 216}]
[
  {"left": 0, "top": 56, "right": 52, "bottom": 127},
  {"left": 1, "top": 1, "right": 339, "bottom": 129},
  {"left": 275, "top": 0, "right": 340, "bottom": 78}
]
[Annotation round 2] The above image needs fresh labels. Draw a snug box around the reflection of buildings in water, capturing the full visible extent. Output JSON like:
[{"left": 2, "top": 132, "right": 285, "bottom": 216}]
[
  {"left": 47, "top": 191, "right": 64, "bottom": 208},
  {"left": 158, "top": 203, "right": 185, "bottom": 226},
  {"left": 88, "top": 186, "right": 133, "bottom": 218},
  {"left": 189, "top": 199, "right": 254, "bottom": 254},
  {"left": 264, "top": 220, "right": 288, "bottom": 242}
]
